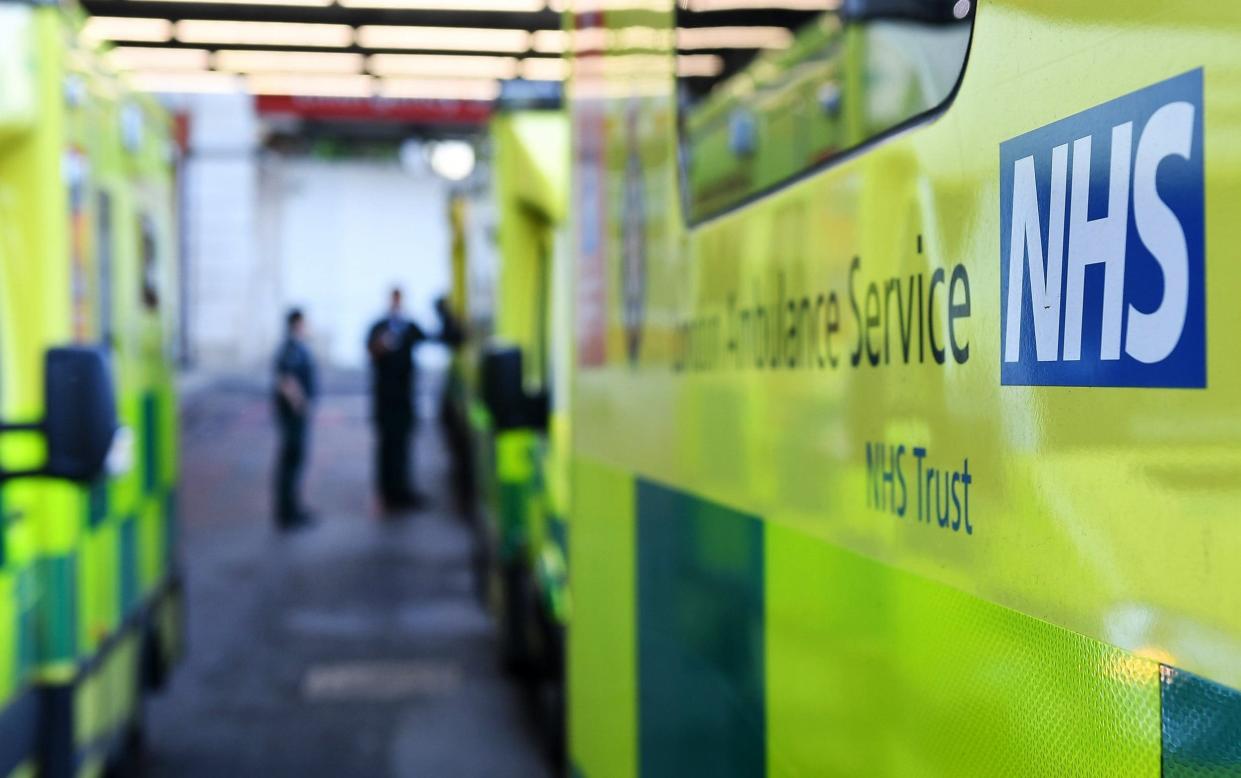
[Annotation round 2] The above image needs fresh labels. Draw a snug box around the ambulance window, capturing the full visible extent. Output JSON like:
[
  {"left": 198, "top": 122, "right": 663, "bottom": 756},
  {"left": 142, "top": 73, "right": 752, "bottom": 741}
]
[
  {"left": 140, "top": 215, "right": 160, "bottom": 311},
  {"left": 677, "top": 0, "right": 974, "bottom": 221},
  {"left": 97, "top": 192, "right": 114, "bottom": 344}
]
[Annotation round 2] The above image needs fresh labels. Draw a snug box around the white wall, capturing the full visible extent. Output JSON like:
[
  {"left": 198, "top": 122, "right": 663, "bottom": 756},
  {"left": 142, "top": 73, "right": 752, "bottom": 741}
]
[
  {"left": 179, "top": 92, "right": 274, "bottom": 369},
  {"left": 172, "top": 91, "right": 455, "bottom": 372},
  {"left": 261, "top": 158, "right": 452, "bottom": 370}
]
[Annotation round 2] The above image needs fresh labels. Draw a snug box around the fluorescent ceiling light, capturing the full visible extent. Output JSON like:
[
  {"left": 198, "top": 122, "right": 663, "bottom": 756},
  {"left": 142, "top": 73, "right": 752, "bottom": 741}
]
[
  {"left": 144, "top": 0, "right": 332, "bottom": 6},
  {"left": 126, "top": 70, "right": 243, "bottom": 93},
  {"left": 175, "top": 20, "right": 353, "bottom": 47},
  {"left": 248, "top": 73, "right": 375, "bottom": 97},
  {"left": 570, "top": 27, "right": 607, "bottom": 52},
  {"left": 341, "top": 0, "right": 543, "bottom": 10},
  {"left": 520, "top": 57, "right": 568, "bottom": 80},
  {"left": 369, "top": 53, "right": 518, "bottom": 79},
  {"left": 107, "top": 47, "right": 211, "bottom": 71},
  {"left": 677, "top": 26, "right": 792, "bottom": 49},
  {"left": 683, "top": 0, "right": 834, "bottom": 10},
  {"left": 379, "top": 77, "right": 500, "bottom": 101},
  {"left": 612, "top": 26, "right": 673, "bottom": 49},
  {"left": 82, "top": 17, "right": 172, "bottom": 44},
  {"left": 215, "top": 50, "right": 364, "bottom": 73},
  {"left": 357, "top": 25, "right": 530, "bottom": 53},
  {"left": 531, "top": 30, "right": 567, "bottom": 53},
  {"left": 676, "top": 53, "right": 723, "bottom": 77}
]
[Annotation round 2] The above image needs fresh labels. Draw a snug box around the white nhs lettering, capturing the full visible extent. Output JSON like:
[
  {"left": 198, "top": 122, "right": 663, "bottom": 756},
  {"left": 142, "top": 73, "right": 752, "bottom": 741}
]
[{"left": 1002, "top": 101, "right": 1195, "bottom": 365}]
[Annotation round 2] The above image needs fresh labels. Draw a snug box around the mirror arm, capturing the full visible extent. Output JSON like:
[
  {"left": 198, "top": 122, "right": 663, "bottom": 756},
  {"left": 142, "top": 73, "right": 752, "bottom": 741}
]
[
  {"left": 0, "top": 421, "right": 43, "bottom": 434},
  {"left": 0, "top": 469, "right": 45, "bottom": 482}
]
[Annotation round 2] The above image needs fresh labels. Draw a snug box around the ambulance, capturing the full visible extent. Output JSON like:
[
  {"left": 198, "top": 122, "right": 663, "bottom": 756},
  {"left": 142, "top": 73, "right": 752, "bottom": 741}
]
[
  {"left": 565, "top": 0, "right": 1241, "bottom": 774},
  {"left": 451, "top": 82, "right": 573, "bottom": 692},
  {"left": 0, "top": 6, "right": 182, "bottom": 775}
]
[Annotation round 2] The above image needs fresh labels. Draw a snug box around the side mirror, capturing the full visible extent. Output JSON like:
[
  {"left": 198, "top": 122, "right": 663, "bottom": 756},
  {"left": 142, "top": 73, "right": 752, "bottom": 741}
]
[
  {"left": 480, "top": 346, "right": 549, "bottom": 433},
  {"left": 43, "top": 347, "right": 120, "bottom": 481},
  {"left": 481, "top": 346, "right": 526, "bottom": 431},
  {"left": 524, "top": 388, "right": 550, "bottom": 433}
]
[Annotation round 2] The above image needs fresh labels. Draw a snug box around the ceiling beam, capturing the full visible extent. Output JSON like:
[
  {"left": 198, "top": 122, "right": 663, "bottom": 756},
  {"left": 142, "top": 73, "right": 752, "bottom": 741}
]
[
  {"left": 82, "top": 1, "right": 818, "bottom": 31},
  {"left": 82, "top": 1, "right": 562, "bottom": 29}
]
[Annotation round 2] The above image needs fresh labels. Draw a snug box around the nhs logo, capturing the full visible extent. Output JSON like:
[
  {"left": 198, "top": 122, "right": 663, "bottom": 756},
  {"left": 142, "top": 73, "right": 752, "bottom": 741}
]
[{"left": 1000, "top": 69, "right": 1205, "bottom": 388}]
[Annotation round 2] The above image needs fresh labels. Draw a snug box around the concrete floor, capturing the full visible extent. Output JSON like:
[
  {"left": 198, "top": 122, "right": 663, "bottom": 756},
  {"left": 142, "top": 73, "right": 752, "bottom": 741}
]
[{"left": 144, "top": 375, "right": 550, "bottom": 778}]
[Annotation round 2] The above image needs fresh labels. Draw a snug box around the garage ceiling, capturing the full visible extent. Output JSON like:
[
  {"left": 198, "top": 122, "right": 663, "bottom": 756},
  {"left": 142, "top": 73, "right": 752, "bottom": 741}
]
[{"left": 80, "top": 0, "right": 830, "bottom": 101}]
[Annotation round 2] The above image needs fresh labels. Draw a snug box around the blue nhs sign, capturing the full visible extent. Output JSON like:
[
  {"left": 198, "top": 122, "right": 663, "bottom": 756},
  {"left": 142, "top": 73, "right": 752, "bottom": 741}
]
[{"left": 999, "top": 69, "right": 1205, "bottom": 388}]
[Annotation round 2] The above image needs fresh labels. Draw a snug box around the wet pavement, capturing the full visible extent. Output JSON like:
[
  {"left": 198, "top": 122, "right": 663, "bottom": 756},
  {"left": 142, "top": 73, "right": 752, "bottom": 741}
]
[{"left": 145, "top": 374, "right": 550, "bottom": 778}]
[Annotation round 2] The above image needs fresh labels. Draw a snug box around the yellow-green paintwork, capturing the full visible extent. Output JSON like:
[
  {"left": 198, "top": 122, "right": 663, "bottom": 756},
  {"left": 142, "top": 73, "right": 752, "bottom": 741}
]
[
  {"left": 566, "top": 0, "right": 1241, "bottom": 774},
  {"left": 493, "top": 112, "right": 568, "bottom": 388},
  {"left": 566, "top": 458, "right": 635, "bottom": 775},
  {"left": 0, "top": 5, "right": 181, "bottom": 774},
  {"left": 0, "top": 11, "right": 58, "bottom": 751},
  {"left": 119, "top": 91, "right": 180, "bottom": 606},
  {"left": 469, "top": 109, "right": 572, "bottom": 629}
]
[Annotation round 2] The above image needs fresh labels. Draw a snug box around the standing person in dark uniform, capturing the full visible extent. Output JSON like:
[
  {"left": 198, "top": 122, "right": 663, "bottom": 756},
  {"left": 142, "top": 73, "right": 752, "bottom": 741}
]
[
  {"left": 367, "top": 288, "right": 427, "bottom": 511},
  {"left": 273, "top": 308, "right": 317, "bottom": 530}
]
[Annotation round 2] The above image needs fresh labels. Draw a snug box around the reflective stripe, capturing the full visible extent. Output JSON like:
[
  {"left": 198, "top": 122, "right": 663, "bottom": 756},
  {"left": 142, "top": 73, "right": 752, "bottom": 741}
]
[
  {"left": 142, "top": 392, "right": 160, "bottom": 496},
  {"left": 85, "top": 483, "right": 106, "bottom": 530},
  {"left": 35, "top": 555, "right": 76, "bottom": 666}
]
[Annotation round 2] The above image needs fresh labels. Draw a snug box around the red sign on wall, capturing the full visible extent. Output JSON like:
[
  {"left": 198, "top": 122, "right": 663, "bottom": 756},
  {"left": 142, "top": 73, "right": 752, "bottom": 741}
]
[{"left": 256, "top": 95, "right": 492, "bottom": 125}]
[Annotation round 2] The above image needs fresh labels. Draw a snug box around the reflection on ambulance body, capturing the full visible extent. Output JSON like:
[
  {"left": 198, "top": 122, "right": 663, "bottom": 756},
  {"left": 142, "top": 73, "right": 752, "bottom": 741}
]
[{"left": 566, "top": 0, "right": 1241, "bottom": 775}]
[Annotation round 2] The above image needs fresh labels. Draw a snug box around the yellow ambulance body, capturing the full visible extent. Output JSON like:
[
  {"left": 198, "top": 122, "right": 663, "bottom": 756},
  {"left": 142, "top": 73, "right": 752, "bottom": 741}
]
[
  {"left": 0, "top": 6, "right": 182, "bottom": 775},
  {"left": 566, "top": 0, "right": 1241, "bottom": 774},
  {"left": 460, "top": 104, "right": 572, "bottom": 677}
]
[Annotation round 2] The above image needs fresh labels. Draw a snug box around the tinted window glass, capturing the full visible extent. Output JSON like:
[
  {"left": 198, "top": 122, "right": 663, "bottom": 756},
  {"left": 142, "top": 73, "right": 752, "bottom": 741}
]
[
  {"left": 678, "top": 0, "right": 975, "bottom": 221},
  {"left": 97, "top": 192, "right": 114, "bottom": 344},
  {"left": 140, "top": 214, "right": 160, "bottom": 311}
]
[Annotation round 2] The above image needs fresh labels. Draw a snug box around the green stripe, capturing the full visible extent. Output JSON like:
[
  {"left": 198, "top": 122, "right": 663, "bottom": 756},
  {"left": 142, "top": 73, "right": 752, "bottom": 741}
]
[
  {"left": 1162, "top": 666, "right": 1241, "bottom": 775},
  {"left": 497, "top": 482, "right": 529, "bottom": 561},
  {"left": 143, "top": 391, "right": 161, "bottom": 496},
  {"left": 36, "top": 554, "right": 78, "bottom": 665},
  {"left": 87, "top": 482, "right": 108, "bottom": 529},
  {"left": 16, "top": 567, "right": 37, "bottom": 681},
  {"left": 118, "top": 515, "right": 139, "bottom": 615},
  {"left": 637, "top": 480, "right": 765, "bottom": 778}
]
